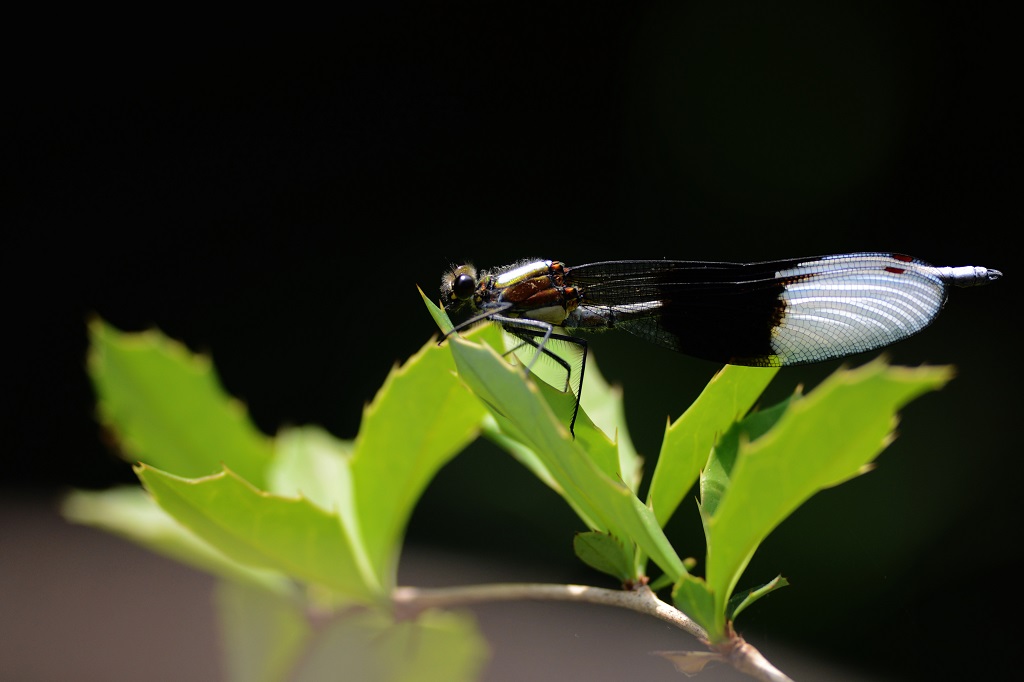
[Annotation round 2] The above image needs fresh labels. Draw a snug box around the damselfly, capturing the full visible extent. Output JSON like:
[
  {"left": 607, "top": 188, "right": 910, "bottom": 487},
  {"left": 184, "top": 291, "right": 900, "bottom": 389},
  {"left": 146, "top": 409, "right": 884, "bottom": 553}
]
[{"left": 440, "top": 253, "right": 1001, "bottom": 434}]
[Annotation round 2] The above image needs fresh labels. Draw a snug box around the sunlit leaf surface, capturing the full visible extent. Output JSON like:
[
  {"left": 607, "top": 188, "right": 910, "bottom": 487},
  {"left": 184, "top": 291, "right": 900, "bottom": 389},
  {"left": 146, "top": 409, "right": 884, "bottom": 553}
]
[{"left": 88, "top": 318, "right": 273, "bottom": 487}]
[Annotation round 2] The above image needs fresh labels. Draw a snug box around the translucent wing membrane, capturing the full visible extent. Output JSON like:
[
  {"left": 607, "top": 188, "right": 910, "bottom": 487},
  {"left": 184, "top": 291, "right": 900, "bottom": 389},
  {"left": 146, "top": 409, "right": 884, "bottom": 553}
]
[
  {"left": 564, "top": 253, "right": 999, "bottom": 366},
  {"left": 769, "top": 255, "right": 948, "bottom": 364}
]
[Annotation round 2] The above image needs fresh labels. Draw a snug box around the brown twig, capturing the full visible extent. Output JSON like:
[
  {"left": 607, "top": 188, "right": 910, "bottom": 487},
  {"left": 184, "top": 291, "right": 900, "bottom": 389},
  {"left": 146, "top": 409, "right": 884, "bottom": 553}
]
[{"left": 392, "top": 582, "right": 793, "bottom": 681}]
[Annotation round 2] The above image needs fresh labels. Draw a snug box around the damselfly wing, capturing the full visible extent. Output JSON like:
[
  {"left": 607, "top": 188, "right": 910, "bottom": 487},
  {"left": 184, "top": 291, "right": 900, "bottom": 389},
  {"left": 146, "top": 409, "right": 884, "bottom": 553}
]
[{"left": 440, "top": 253, "right": 1001, "bottom": 434}]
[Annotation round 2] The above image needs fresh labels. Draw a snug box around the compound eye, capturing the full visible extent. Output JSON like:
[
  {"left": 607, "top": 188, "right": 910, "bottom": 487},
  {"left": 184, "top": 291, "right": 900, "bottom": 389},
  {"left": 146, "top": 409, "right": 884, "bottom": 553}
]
[{"left": 451, "top": 272, "right": 477, "bottom": 300}]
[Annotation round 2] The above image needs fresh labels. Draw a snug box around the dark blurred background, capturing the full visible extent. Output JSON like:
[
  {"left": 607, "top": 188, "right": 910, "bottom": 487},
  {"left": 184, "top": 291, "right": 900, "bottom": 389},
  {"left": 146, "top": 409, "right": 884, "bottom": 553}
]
[{"left": 5, "top": 3, "right": 1020, "bottom": 681}]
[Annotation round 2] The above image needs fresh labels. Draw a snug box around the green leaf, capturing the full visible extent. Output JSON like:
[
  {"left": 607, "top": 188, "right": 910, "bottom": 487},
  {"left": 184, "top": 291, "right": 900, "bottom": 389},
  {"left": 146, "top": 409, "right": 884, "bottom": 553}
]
[
  {"left": 136, "top": 464, "right": 382, "bottom": 601},
  {"left": 671, "top": 574, "right": 719, "bottom": 638},
  {"left": 424, "top": 288, "right": 639, "bottom": 488},
  {"left": 289, "top": 608, "right": 488, "bottom": 682},
  {"left": 727, "top": 575, "right": 789, "bottom": 622},
  {"left": 647, "top": 364, "right": 779, "bottom": 528},
  {"left": 703, "top": 358, "right": 954, "bottom": 635},
  {"left": 425, "top": 288, "right": 623, "bottom": 508},
  {"left": 482, "top": 416, "right": 561, "bottom": 493},
  {"left": 483, "top": 390, "right": 633, "bottom": 534},
  {"left": 700, "top": 398, "right": 791, "bottom": 518},
  {"left": 349, "top": 324, "right": 487, "bottom": 589},
  {"left": 573, "top": 531, "right": 634, "bottom": 582},
  {"left": 92, "top": 308, "right": 486, "bottom": 600},
  {"left": 420, "top": 284, "right": 456, "bottom": 335},
  {"left": 446, "top": 334, "right": 685, "bottom": 583},
  {"left": 532, "top": 376, "right": 623, "bottom": 483},
  {"left": 575, "top": 353, "right": 643, "bottom": 493},
  {"left": 61, "top": 486, "right": 290, "bottom": 593},
  {"left": 266, "top": 426, "right": 385, "bottom": 603},
  {"left": 88, "top": 318, "right": 273, "bottom": 487},
  {"left": 216, "top": 580, "right": 312, "bottom": 682},
  {"left": 267, "top": 425, "right": 354, "bottom": 514}
]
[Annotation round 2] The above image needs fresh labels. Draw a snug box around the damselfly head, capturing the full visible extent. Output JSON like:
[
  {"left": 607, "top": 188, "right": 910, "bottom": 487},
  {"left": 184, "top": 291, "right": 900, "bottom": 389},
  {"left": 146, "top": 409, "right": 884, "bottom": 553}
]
[{"left": 440, "top": 264, "right": 479, "bottom": 312}]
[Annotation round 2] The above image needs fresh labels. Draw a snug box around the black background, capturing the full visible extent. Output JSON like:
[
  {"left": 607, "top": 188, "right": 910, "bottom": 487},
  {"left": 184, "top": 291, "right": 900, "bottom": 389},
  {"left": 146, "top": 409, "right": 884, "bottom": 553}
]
[{"left": 7, "top": 3, "right": 1021, "bottom": 680}]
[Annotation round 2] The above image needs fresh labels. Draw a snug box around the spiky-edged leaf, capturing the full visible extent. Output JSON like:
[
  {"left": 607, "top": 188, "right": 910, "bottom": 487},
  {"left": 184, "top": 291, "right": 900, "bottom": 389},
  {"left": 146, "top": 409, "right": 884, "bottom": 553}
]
[
  {"left": 727, "top": 575, "right": 789, "bottom": 621},
  {"left": 648, "top": 364, "right": 778, "bottom": 529},
  {"left": 88, "top": 319, "right": 272, "bottom": 486},
  {"left": 349, "top": 312, "right": 487, "bottom": 587},
  {"left": 62, "top": 485, "right": 289, "bottom": 593},
  {"left": 136, "top": 465, "right": 381, "bottom": 601},
  {"left": 702, "top": 358, "right": 953, "bottom": 636},
  {"left": 447, "top": 335, "right": 685, "bottom": 583}
]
